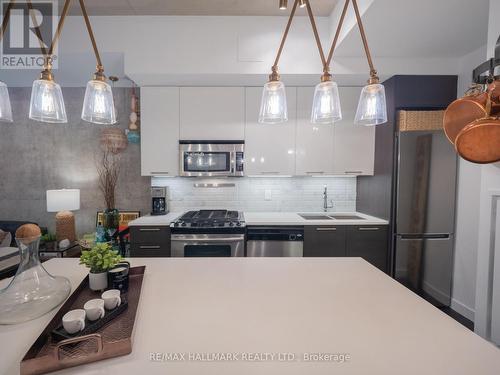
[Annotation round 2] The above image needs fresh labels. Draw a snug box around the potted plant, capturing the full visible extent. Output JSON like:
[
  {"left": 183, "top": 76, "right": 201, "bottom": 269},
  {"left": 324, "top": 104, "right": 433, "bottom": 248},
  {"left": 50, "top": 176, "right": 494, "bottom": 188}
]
[
  {"left": 79, "top": 243, "right": 123, "bottom": 291},
  {"left": 97, "top": 146, "right": 122, "bottom": 240}
]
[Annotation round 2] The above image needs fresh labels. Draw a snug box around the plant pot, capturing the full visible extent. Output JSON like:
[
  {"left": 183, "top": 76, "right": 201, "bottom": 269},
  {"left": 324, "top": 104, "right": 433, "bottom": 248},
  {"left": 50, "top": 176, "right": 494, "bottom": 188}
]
[{"left": 89, "top": 271, "right": 108, "bottom": 291}]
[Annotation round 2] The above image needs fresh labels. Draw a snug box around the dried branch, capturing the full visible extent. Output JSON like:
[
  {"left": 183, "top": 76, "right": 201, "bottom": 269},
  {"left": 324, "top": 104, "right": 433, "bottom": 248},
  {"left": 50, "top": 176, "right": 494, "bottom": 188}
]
[{"left": 96, "top": 148, "right": 121, "bottom": 210}]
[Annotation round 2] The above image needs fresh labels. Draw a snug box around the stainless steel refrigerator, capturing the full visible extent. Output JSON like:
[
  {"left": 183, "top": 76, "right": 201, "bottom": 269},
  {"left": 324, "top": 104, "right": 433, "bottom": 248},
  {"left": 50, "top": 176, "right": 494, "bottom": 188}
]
[{"left": 393, "top": 129, "right": 457, "bottom": 307}]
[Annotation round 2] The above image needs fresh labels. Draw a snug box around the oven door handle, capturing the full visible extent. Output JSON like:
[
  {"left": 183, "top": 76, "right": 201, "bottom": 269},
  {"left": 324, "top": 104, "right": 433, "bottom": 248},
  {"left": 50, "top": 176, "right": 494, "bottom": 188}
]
[{"left": 171, "top": 236, "right": 244, "bottom": 242}]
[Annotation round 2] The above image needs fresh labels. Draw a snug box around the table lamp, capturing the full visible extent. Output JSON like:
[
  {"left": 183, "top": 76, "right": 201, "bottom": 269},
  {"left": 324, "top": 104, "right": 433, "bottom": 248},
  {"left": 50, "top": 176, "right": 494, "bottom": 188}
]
[{"left": 46, "top": 189, "right": 80, "bottom": 242}]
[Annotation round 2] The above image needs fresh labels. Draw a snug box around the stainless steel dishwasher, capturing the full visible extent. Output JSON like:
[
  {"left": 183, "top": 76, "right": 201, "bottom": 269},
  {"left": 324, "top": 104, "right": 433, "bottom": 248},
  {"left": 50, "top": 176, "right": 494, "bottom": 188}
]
[{"left": 246, "top": 227, "right": 304, "bottom": 257}]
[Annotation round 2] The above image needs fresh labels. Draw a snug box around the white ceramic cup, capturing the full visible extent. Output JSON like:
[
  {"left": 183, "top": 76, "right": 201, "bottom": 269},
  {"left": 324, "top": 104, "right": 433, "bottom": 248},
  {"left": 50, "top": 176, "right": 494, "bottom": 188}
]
[
  {"left": 62, "top": 309, "right": 86, "bottom": 334},
  {"left": 84, "top": 299, "right": 105, "bottom": 321},
  {"left": 102, "top": 289, "right": 121, "bottom": 310}
]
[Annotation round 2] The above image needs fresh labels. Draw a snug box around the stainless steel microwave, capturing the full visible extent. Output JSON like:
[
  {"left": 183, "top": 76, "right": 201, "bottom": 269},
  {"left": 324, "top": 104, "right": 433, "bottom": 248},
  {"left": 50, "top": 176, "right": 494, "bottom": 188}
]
[{"left": 179, "top": 141, "right": 244, "bottom": 177}]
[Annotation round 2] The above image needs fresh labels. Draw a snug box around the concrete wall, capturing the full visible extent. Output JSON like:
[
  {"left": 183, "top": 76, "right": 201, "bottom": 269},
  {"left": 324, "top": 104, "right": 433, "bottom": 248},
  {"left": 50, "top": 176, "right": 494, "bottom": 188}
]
[{"left": 0, "top": 87, "right": 151, "bottom": 236}]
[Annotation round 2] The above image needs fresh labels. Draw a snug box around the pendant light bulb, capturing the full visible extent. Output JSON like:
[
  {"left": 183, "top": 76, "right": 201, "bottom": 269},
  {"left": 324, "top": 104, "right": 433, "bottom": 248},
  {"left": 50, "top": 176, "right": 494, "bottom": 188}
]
[
  {"left": 299, "top": 0, "right": 307, "bottom": 8},
  {"left": 259, "top": 76, "right": 288, "bottom": 124},
  {"left": 354, "top": 81, "right": 387, "bottom": 126},
  {"left": 311, "top": 74, "right": 342, "bottom": 124},
  {"left": 0, "top": 81, "right": 13, "bottom": 122},
  {"left": 29, "top": 67, "right": 67, "bottom": 123},
  {"left": 279, "top": 0, "right": 287, "bottom": 10},
  {"left": 81, "top": 68, "right": 116, "bottom": 125}
]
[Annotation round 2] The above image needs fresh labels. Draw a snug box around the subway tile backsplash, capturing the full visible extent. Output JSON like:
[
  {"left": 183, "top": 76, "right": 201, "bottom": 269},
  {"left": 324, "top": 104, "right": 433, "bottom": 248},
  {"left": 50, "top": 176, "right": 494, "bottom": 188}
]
[{"left": 152, "top": 177, "right": 357, "bottom": 212}]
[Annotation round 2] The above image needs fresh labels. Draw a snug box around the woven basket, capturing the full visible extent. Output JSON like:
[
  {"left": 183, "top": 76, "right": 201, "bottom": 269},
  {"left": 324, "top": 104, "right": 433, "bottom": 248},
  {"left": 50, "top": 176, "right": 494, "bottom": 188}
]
[
  {"left": 100, "top": 128, "right": 128, "bottom": 154},
  {"left": 398, "top": 110, "right": 445, "bottom": 132}
]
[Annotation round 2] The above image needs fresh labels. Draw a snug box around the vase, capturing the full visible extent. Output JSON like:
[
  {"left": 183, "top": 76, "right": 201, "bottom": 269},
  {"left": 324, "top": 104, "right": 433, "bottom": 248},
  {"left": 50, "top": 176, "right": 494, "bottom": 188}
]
[
  {"left": 102, "top": 208, "right": 120, "bottom": 240},
  {"left": 0, "top": 234, "right": 71, "bottom": 324},
  {"left": 89, "top": 271, "right": 108, "bottom": 291}
]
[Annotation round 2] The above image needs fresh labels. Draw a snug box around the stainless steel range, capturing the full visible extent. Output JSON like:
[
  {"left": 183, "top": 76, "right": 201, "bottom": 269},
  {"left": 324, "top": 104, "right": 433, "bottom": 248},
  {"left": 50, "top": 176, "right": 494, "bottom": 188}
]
[{"left": 170, "top": 210, "right": 245, "bottom": 257}]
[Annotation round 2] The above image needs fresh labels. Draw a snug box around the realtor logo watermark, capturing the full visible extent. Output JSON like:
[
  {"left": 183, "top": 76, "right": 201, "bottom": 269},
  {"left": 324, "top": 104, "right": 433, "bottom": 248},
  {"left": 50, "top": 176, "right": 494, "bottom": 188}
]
[{"left": 1, "top": 0, "right": 58, "bottom": 69}]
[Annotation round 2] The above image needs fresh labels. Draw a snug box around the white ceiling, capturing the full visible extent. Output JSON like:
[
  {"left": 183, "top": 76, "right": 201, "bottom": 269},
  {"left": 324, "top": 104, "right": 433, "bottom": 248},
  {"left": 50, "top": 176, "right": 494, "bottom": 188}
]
[
  {"left": 334, "top": 0, "right": 489, "bottom": 58},
  {"left": 66, "top": 0, "right": 338, "bottom": 16}
]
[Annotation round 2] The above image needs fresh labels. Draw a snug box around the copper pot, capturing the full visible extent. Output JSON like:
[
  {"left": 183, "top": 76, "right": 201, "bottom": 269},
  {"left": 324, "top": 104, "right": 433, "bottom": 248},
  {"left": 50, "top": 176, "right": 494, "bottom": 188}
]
[
  {"left": 443, "top": 91, "right": 490, "bottom": 144},
  {"left": 455, "top": 117, "right": 500, "bottom": 164}
]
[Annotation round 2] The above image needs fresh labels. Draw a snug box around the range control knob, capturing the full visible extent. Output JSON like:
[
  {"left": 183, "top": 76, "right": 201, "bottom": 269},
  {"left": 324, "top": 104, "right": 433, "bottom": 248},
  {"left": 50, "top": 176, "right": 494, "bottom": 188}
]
[
  {"left": 236, "top": 222, "right": 242, "bottom": 227},
  {"left": 229, "top": 222, "right": 235, "bottom": 227},
  {"left": 181, "top": 222, "right": 187, "bottom": 227}
]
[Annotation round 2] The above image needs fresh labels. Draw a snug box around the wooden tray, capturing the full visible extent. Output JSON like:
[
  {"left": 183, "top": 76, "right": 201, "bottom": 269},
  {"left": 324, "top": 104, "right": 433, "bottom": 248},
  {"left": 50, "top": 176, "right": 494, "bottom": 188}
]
[{"left": 20, "top": 266, "right": 146, "bottom": 375}]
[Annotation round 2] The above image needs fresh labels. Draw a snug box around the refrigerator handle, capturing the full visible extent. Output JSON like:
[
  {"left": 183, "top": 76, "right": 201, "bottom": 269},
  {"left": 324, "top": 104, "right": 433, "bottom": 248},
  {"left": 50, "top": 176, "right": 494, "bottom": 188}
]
[{"left": 397, "top": 234, "right": 450, "bottom": 240}]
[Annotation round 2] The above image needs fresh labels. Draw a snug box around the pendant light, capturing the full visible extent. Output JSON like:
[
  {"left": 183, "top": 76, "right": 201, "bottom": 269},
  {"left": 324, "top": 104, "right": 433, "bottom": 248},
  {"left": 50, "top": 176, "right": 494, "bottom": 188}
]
[
  {"left": 279, "top": 0, "right": 288, "bottom": 10},
  {"left": 0, "top": 1, "right": 15, "bottom": 122},
  {"left": 259, "top": 0, "right": 300, "bottom": 124},
  {"left": 262, "top": 0, "right": 387, "bottom": 127},
  {"left": 79, "top": 0, "right": 116, "bottom": 124},
  {"left": 350, "top": 0, "right": 387, "bottom": 126},
  {"left": 28, "top": 0, "right": 69, "bottom": 123},
  {"left": 28, "top": 0, "right": 115, "bottom": 125}
]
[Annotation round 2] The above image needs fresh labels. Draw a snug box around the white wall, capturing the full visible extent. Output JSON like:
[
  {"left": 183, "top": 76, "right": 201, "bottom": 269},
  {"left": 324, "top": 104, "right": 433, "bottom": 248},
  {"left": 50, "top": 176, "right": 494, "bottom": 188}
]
[
  {"left": 473, "top": 0, "right": 500, "bottom": 344},
  {"left": 151, "top": 177, "right": 356, "bottom": 213},
  {"left": 451, "top": 45, "right": 487, "bottom": 321}
]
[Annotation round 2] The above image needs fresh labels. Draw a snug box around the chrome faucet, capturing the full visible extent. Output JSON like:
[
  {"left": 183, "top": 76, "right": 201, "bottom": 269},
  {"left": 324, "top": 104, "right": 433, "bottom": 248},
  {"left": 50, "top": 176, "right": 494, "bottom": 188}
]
[{"left": 323, "top": 185, "right": 334, "bottom": 212}]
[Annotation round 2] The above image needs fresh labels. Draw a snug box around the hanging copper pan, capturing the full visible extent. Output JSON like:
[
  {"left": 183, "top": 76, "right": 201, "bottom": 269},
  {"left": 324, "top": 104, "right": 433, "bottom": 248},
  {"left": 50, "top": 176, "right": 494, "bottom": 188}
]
[
  {"left": 455, "top": 117, "right": 500, "bottom": 164},
  {"left": 443, "top": 89, "right": 490, "bottom": 144}
]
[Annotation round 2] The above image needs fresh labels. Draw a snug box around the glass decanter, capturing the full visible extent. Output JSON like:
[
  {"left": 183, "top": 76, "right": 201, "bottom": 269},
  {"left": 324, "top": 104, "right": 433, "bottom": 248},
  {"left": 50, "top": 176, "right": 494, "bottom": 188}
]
[{"left": 0, "top": 234, "right": 71, "bottom": 324}]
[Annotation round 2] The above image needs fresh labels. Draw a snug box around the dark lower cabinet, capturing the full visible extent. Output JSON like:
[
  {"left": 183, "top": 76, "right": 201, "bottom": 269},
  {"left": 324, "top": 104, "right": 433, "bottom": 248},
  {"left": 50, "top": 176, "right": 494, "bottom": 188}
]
[
  {"left": 346, "top": 226, "right": 388, "bottom": 272},
  {"left": 304, "top": 225, "right": 388, "bottom": 273},
  {"left": 129, "top": 225, "right": 171, "bottom": 257},
  {"left": 304, "top": 226, "right": 346, "bottom": 257}
]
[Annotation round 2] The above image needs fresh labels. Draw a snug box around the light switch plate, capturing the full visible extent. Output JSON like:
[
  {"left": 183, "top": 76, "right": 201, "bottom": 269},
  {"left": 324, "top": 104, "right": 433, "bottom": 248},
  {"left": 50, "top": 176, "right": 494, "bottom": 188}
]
[{"left": 265, "top": 189, "right": 272, "bottom": 201}]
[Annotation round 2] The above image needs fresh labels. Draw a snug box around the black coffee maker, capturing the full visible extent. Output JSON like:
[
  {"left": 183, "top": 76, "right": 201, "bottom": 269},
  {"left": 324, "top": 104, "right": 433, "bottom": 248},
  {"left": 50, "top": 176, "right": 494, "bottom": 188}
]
[{"left": 151, "top": 187, "right": 167, "bottom": 216}]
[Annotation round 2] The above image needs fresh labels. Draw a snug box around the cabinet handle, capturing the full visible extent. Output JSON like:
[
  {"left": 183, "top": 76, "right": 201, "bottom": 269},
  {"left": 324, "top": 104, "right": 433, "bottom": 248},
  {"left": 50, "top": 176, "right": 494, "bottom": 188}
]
[
  {"left": 344, "top": 171, "right": 363, "bottom": 174},
  {"left": 306, "top": 171, "right": 324, "bottom": 174},
  {"left": 359, "top": 227, "right": 380, "bottom": 231},
  {"left": 261, "top": 171, "right": 280, "bottom": 174},
  {"left": 316, "top": 227, "right": 337, "bottom": 231},
  {"left": 139, "top": 245, "right": 161, "bottom": 249},
  {"left": 150, "top": 171, "right": 169, "bottom": 175},
  {"left": 139, "top": 228, "right": 161, "bottom": 232}
]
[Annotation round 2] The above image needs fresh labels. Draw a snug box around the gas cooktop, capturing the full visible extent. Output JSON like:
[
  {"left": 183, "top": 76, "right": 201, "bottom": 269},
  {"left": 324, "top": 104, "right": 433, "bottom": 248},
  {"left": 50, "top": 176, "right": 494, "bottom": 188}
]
[{"left": 171, "top": 210, "right": 245, "bottom": 232}]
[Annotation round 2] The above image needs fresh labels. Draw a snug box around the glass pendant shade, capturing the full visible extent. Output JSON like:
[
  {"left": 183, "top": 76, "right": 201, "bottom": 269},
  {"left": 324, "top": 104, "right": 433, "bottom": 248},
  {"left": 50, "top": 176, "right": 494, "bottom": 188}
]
[
  {"left": 0, "top": 81, "right": 13, "bottom": 122},
  {"left": 258, "top": 80, "right": 288, "bottom": 124},
  {"left": 82, "top": 79, "right": 116, "bottom": 124},
  {"left": 354, "top": 83, "right": 387, "bottom": 126},
  {"left": 29, "top": 79, "right": 67, "bottom": 123},
  {"left": 311, "top": 80, "right": 342, "bottom": 124}
]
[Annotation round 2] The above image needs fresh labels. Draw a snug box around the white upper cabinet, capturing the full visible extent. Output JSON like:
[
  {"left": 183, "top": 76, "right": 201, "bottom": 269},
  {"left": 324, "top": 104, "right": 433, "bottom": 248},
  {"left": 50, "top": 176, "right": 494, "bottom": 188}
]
[
  {"left": 332, "top": 87, "right": 375, "bottom": 176},
  {"left": 244, "top": 87, "right": 297, "bottom": 176},
  {"left": 179, "top": 87, "right": 245, "bottom": 140},
  {"left": 295, "top": 87, "right": 335, "bottom": 176},
  {"left": 140, "top": 87, "right": 180, "bottom": 177}
]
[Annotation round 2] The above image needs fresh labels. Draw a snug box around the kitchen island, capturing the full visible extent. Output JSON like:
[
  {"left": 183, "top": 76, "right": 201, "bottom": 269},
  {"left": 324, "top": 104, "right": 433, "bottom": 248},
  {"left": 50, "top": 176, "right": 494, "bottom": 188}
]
[{"left": 1, "top": 258, "right": 499, "bottom": 374}]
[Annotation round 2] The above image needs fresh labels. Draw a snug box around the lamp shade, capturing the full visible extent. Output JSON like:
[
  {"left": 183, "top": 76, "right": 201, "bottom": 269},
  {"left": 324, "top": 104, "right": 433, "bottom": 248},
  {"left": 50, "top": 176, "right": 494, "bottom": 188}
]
[
  {"left": 354, "top": 83, "right": 387, "bottom": 126},
  {"left": 0, "top": 81, "right": 13, "bottom": 122},
  {"left": 311, "top": 80, "right": 342, "bottom": 124},
  {"left": 81, "top": 79, "right": 116, "bottom": 124},
  {"left": 29, "top": 79, "right": 67, "bottom": 123},
  {"left": 258, "top": 81, "right": 288, "bottom": 124},
  {"left": 46, "top": 189, "right": 80, "bottom": 212}
]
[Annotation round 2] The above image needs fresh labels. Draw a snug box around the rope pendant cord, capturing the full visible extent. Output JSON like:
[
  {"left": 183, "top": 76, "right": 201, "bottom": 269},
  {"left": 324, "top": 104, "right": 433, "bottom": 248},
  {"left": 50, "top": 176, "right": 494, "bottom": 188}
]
[
  {"left": 78, "top": 0, "right": 103, "bottom": 70},
  {"left": 351, "top": 0, "right": 378, "bottom": 80},
  {"left": 304, "top": 0, "right": 326, "bottom": 70},
  {"left": 0, "top": 0, "right": 15, "bottom": 41},
  {"left": 26, "top": 0, "right": 48, "bottom": 59},
  {"left": 271, "top": 0, "right": 299, "bottom": 78},
  {"left": 47, "top": 0, "right": 71, "bottom": 59},
  {"left": 326, "top": 0, "right": 350, "bottom": 68}
]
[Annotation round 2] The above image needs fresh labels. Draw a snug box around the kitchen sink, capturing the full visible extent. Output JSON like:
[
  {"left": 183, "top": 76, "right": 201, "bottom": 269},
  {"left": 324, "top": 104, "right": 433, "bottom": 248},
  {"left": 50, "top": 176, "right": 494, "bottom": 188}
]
[
  {"left": 299, "top": 213, "right": 366, "bottom": 220},
  {"left": 329, "top": 214, "right": 365, "bottom": 220},
  {"left": 298, "top": 214, "right": 333, "bottom": 220}
]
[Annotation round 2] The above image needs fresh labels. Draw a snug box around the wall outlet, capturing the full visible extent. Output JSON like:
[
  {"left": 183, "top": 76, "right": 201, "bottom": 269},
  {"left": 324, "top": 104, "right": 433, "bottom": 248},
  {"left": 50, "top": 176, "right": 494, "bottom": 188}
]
[{"left": 265, "top": 189, "right": 272, "bottom": 201}]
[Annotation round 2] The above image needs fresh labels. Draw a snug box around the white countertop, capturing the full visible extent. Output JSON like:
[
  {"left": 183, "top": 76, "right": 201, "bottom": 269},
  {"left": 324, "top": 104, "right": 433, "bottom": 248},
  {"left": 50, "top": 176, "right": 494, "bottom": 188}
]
[
  {"left": 129, "top": 212, "right": 388, "bottom": 227},
  {"left": 243, "top": 212, "right": 388, "bottom": 226},
  {"left": 128, "top": 212, "right": 182, "bottom": 226},
  {"left": 1, "top": 258, "right": 499, "bottom": 375}
]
